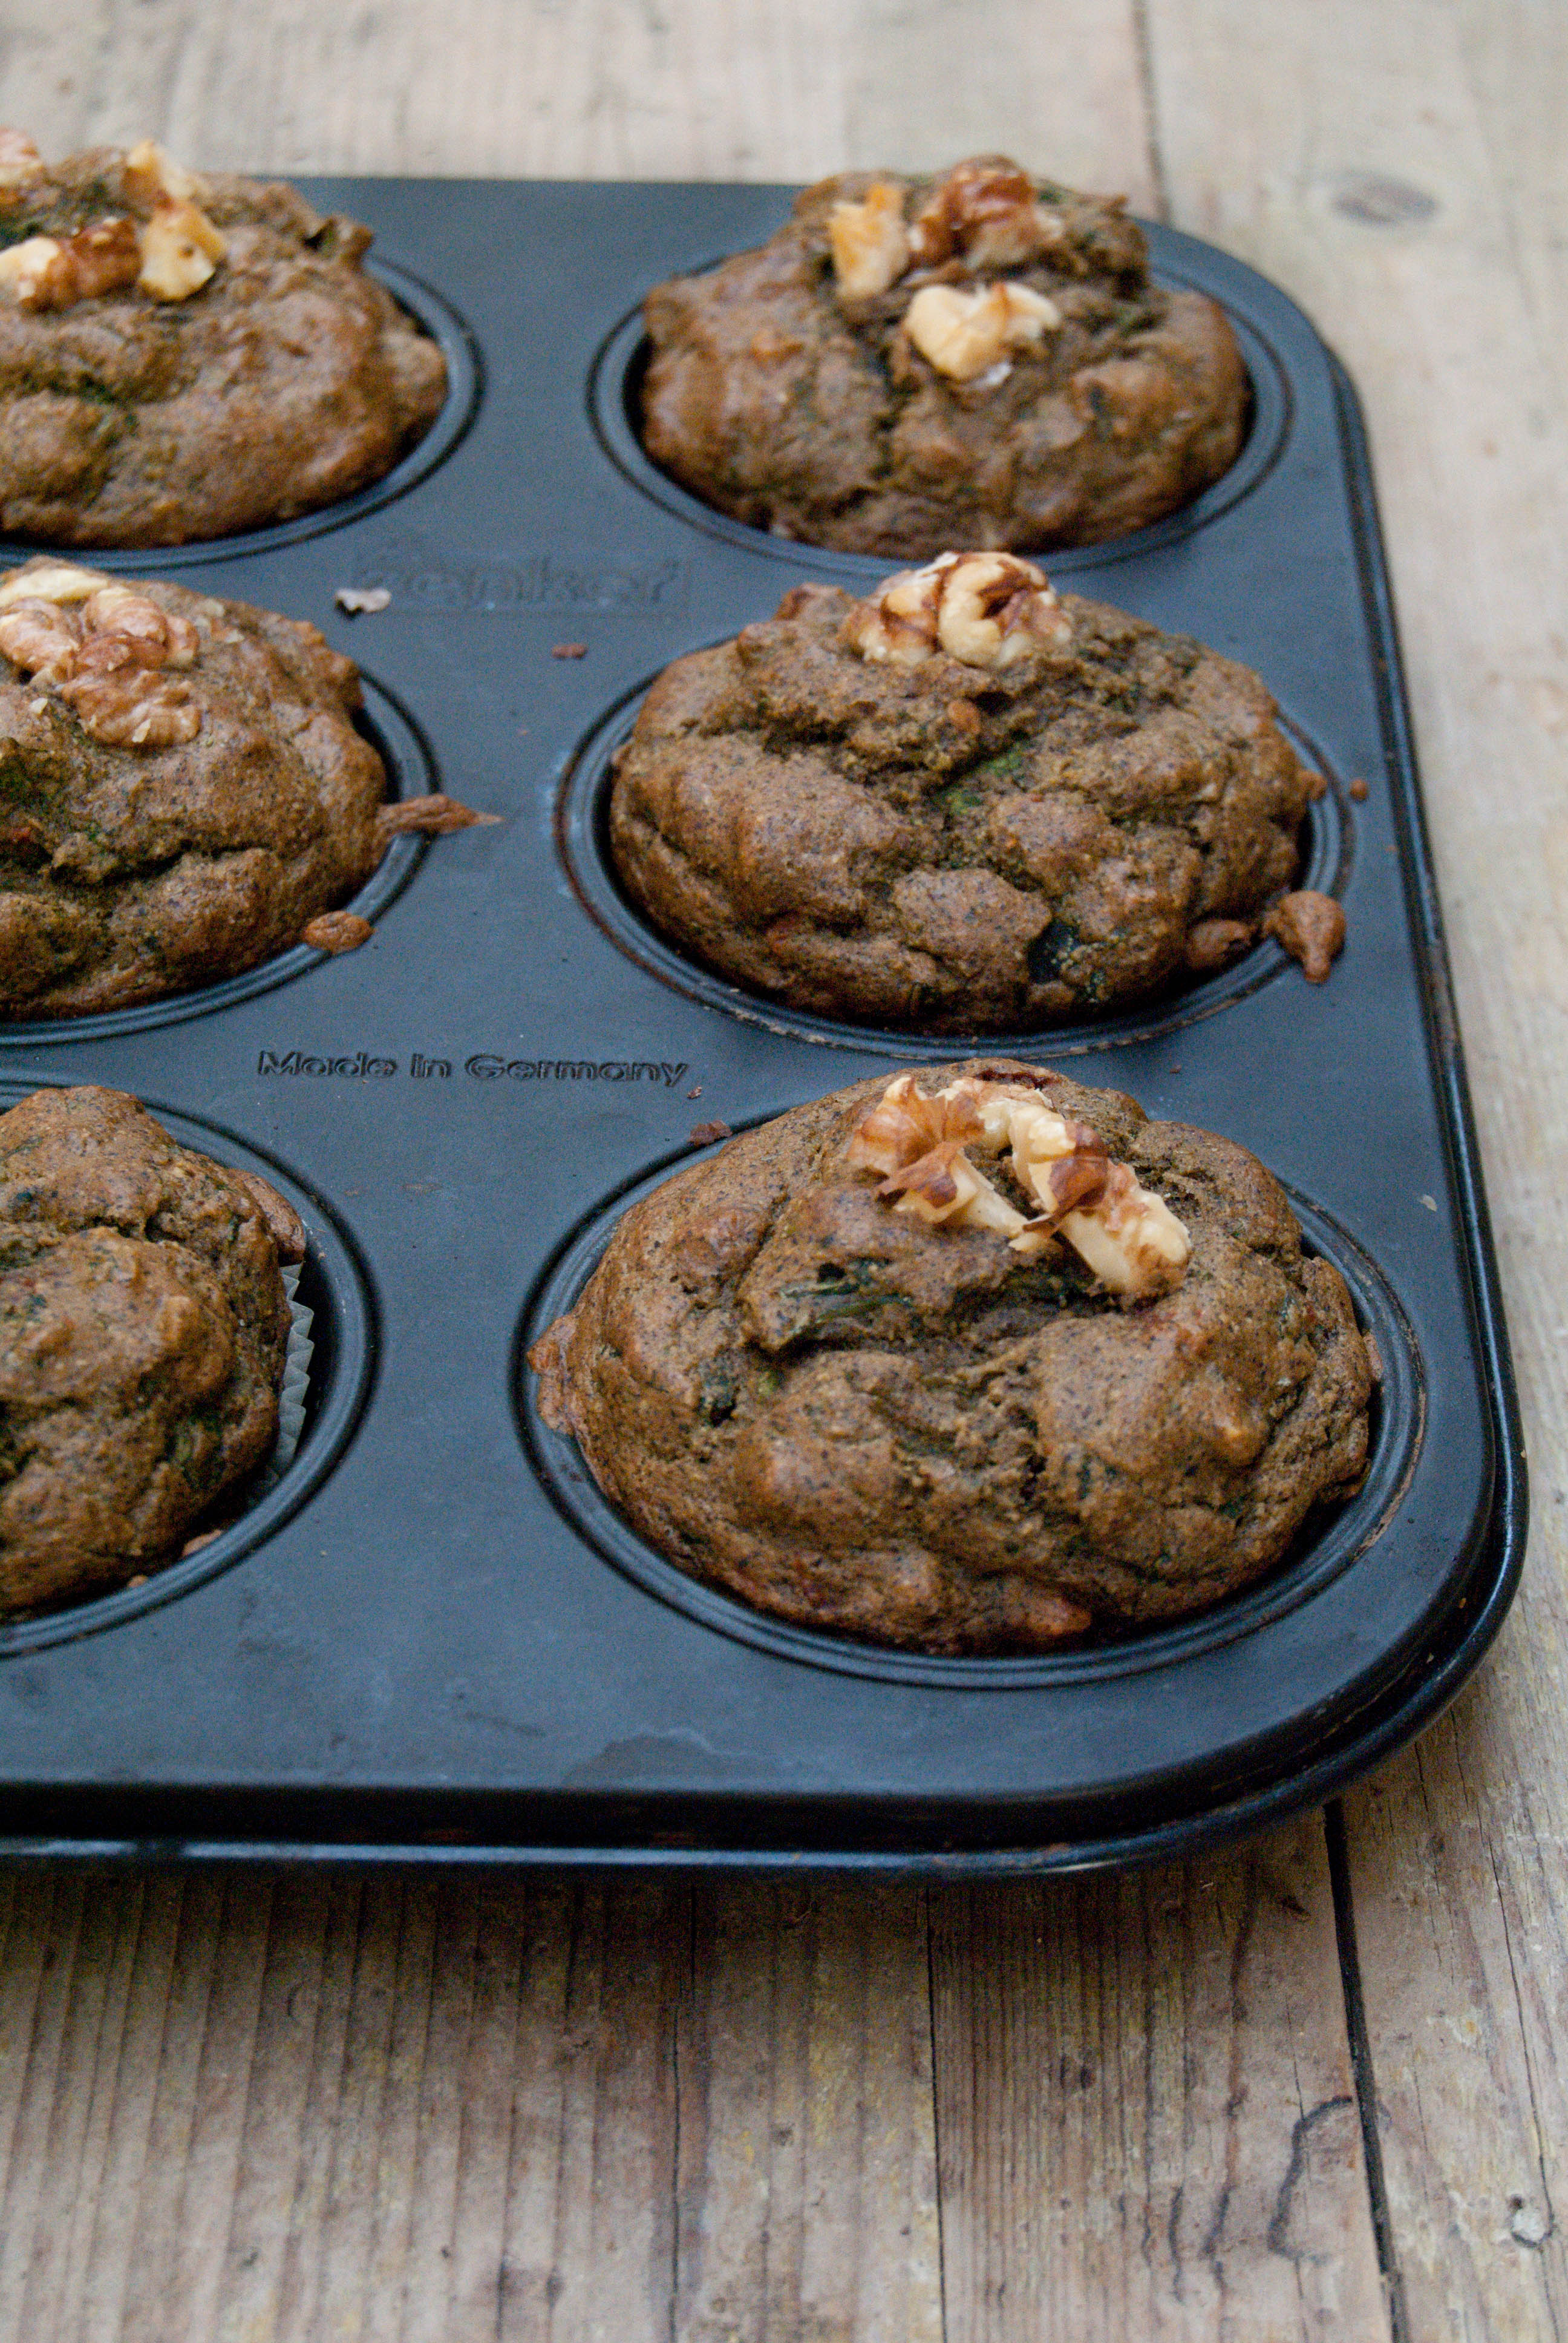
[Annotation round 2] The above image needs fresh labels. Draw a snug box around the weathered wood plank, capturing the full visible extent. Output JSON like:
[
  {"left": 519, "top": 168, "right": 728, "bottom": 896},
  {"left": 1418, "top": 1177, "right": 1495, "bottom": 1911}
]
[
  {"left": 1142, "top": 4, "right": 1568, "bottom": 2338},
  {"left": 0, "top": 0, "right": 1157, "bottom": 205},
  {"left": 0, "top": 1872, "right": 944, "bottom": 2339},
  {"left": 930, "top": 1821, "right": 1391, "bottom": 2342}
]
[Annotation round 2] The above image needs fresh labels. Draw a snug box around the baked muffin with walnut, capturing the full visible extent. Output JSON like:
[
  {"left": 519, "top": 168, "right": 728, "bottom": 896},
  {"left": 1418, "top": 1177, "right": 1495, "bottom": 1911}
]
[
  {"left": 0, "top": 1085, "right": 304, "bottom": 1616},
  {"left": 0, "top": 555, "right": 388, "bottom": 1016},
  {"left": 610, "top": 552, "right": 1326, "bottom": 1029},
  {"left": 0, "top": 131, "right": 446, "bottom": 546},
  {"left": 641, "top": 156, "right": 1246, "bottom": 557},
  {"left": 530, "top": 1061, "right": 1373, "bottom": 1654}
]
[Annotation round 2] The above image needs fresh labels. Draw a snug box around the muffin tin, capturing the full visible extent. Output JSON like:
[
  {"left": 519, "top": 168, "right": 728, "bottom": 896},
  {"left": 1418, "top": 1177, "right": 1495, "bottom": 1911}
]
[{"left": 0, "top": 179, "right": 1523, "bottom": 1872}]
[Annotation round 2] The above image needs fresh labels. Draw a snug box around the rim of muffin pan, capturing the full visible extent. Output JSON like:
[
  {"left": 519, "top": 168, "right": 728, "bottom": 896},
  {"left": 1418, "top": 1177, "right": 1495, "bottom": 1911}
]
[
  {"left": 517, "top": 1145, "right": 1423, "bottom": 1691},
  {"left": 555, "top": 680, "right": 1351, "bottom": 1060},
  {"left": 0, "top": 260, "right": 482, "bottom": 571},
  {"left": 0, "top": 674, "right": 436, "bottom": 1047},
  {"left": 587, "top": 264, "right": 1292, "bottom": 578},
  {"left": 0, "top": 1095, "right": 376, "bottom": 1657}
]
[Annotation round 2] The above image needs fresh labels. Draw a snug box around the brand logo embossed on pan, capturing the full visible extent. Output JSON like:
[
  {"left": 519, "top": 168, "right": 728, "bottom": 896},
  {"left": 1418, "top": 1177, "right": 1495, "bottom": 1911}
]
[
  {"left": 256, "top": 1049, "right": 691, "bottom": 1087},
  {"left": 348, "top": 534, "right": 690, "bottom": 614}
]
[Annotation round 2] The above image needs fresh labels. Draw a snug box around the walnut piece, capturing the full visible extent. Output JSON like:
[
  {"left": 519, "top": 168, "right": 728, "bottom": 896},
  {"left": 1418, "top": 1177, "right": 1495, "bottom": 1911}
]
[
  {"left": 0, "top": 128, "right": 43, "bottom": 192},
  {"left": 0, "top": 560, "right": 204, "bottom": 747},
  {"left": 903, "top": 280, "right": 1061, "bottom": 382},
  {"left": 57, "top": 669, "right": 199, "bottom": 748},
  {"left": 0, "top": 139, "right": 223, "bottom": 309},
  {"left": 829, "top": 180, "right": 912, "bottom": 300},
  {"left": 1263, "top": 890, "right": 1346, "bottom": 983},
  {"left": 849, "top": 1073, "right": 1191, "bottom": 1302},
  {"left": 0, "top": 561, "right": 108, "bottom": 608},
  {"left": 909, "top": 159, "right": 1067, "bottom": 270},
  {"left": 137, "top": 192, "right": 227, "bottom": 300},
  {"left": 0, "top": 235, "right": 74, "bottom": 309},
  {"left": 122, "top": 139, "right": 206, "bottom": 207},
  {"left": 842, "top": 551, "right": 1071, "bottom": 672}
]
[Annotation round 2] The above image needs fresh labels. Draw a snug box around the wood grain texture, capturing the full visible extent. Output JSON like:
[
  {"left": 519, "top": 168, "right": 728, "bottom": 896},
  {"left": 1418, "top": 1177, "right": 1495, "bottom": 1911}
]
[
  {"left": 0, "top": 1, "right": 1556, "bottom": 2337},
  {"left": 930, "top": 1825, "right": 1390, "bottom": 2343},
  {"left": 0, "top": 0, "right": 1157, "bottom": 204},
  {"left": 1142, "top": 2, "right": 1568, "bottom": 2336},
  {"left": 0, "top": 1872, "right": 942, "bottom": 2341}
]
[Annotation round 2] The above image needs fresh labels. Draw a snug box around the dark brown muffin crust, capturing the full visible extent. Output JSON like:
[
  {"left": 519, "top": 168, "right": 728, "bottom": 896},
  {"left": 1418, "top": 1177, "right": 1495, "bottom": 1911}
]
[
  {"left": 0, "top": 136, "right": 446, "bottom": 546},
  {"left": 0, "top": 557, "right": 387, "bottom": 1017},
  {"left": 0, "top": 1086, "right": 304, "bottom": 1615},
  {"left": 609, "top": 562, "right": 1310, "bottom": 1029},
  {"left": 529, "top": 1063, "right": 1373, "bottom": 1656},
  {"left": 641, "top": 157, "right": 1247, "bottom": 558}
]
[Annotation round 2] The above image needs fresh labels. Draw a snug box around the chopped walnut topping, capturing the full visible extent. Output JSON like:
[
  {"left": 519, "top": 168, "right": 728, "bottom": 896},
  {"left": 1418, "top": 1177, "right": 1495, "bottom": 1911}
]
[
  {"left": 849, "top": 1073, "right": 1192, "bottom": 1302},
  {"left": 68, "top": 217, "right": 143, "bottom": 299},
  {"left": 0, "top": 562, "right": 108, "bottom": 609},
  {"left": 0, "top": 564, "right": 204, "bottom": 747},
  {"left": 903, "top": 280, "right": 1061, "bottom": 382},
  {"left": 908, "top": 159, "right": 1067, "bottom": 270},
  {"left": 829, "top": 180, "right": 912, "bottom": 300},
  {"left": 0, "top": 129, "right": 43, "bottom": 192},
  {"left": 57, "top": 669, "right": 199, "bottom": 748},
  {"left": 137, "top": 192, "right": 226, "bottom": 300},
  {"left": 0, "top": 604, "right": 79, "bottom": 684},
  {"left": 842, "top": 551, "right": 1071, "bottom": 672},
  {"left": 0, "top": 235, "right": 74, "bottom": 310},
  {"left": 0, "top": 136, "right": 221, "bottom": 310},
  {"left": 122, "top": 139, "right": 206, "bottom": 207},
  {"left": 1263, "top": 890, "right": 1346, "bottom": 983}
]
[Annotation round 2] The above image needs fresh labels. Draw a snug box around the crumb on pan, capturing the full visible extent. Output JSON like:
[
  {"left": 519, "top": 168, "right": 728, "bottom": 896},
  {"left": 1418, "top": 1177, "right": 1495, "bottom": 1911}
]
[{"left": 1263, "top": 890, "right": 1347, "bottom": 982}]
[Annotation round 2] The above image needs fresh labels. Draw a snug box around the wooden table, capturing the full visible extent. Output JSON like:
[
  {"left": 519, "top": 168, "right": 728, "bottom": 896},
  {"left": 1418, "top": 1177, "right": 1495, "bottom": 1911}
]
[{"left": 1, "top": 4, "right": 1563, "bottom": 2335}]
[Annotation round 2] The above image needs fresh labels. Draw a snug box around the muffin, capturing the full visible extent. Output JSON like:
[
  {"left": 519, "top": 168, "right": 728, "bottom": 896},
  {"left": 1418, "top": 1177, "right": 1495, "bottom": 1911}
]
[
  {"left": 0, "top": 555, "right": 392, "bottom": 1016},
  {"left": 530, "top": 1063, "right": 1373, "bottom": 1654},
  {"left": 609, "top": 552, "right": 1319, "bottom": 1028},
  {"left": 0, "top": 132, "right": 446, "bottom": 546},
  {"left": 641, "top": 156, "right": 1247, "bottom": 557},
  {"left": 0, "top": 1085, "right": 305, "bottom": 1614}
]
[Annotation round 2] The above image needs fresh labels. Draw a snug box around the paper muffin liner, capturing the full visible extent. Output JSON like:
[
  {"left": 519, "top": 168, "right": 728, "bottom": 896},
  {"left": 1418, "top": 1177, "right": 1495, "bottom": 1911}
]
[{"left": 272, "top": 1262, "right": 315, "bottom": 1472}]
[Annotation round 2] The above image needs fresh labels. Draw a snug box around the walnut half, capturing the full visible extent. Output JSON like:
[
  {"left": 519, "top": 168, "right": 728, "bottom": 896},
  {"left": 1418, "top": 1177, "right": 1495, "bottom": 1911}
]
[
  {"left": 849, "top": 1073, "right": 1191, "bottom": 1303},
  {"left": 841, "top": 551, "right": 1072, "bottom": 672},
  {"left": 0, "top": 559, "right": 203, "bottom": 747},
  {"left": 903, "top": 280, "right": 1061, "bottom": 383}
]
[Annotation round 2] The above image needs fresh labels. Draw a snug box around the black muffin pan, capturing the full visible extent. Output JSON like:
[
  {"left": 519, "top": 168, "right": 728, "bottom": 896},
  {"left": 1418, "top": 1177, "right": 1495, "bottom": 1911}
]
[{"left": 0, "top": 182, "right": 1524, "bottom": 1873}]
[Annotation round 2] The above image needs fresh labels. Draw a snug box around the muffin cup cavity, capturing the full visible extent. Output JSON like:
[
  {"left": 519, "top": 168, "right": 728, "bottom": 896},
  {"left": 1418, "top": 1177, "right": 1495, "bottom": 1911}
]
[
  {"left": 0, "top": 673, "right": 436, "bottom": 1047},
  {"left": 0, "top": 1099, "right": 374, "bottom": 1656},
  {"left": 557, "top": 679, "right": 1350, "bottom": 1059},
  {"left": 589, "top": 267, "right": 1290, "bottom": 580},
  {"left": 0, "top": 261, "right": 481, "bottom": 571},
  {"left": 518, "top": 1145, "right": 1420, "bottom": 1690}
]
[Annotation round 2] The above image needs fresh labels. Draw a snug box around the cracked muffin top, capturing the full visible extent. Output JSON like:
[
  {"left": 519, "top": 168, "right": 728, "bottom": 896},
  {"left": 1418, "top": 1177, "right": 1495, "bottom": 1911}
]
[
  {"left": 0, "top": 1085, "right": 304, "bottom": 1616},
  {"left": 529, "top": 1062, "right": 1373, "bottom": 1656},
  {"left": 609, "top": 555, "right": 1315, "bottom": 1031},
  {"left": 640, "top": 155, "right": 1247, "bottom": 557},
  {"left": 0, "top": 556, "right": 387, "bottom": 1017},
  {"left": 0, "top": 132, "right": 446, "bottom": 546}
]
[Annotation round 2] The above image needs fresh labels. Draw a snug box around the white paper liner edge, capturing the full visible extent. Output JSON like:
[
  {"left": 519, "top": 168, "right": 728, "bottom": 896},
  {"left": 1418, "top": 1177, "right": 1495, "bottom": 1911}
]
[{"left": 271, "top": 1262, "right": 315, "bottom": 1473}]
